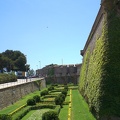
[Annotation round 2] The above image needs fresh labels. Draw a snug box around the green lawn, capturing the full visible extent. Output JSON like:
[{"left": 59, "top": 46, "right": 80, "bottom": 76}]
[
  {"left": 0, "top": 90, "right": 40, "bottom": 114},
  {"left": 59, "top": 91, "right": 70, "bottom": 120},
  {"left": 59, "top": 105, "right": 69, "bottom": 120},
  {"left": 0, "top": 85, "right": 96, "bottom": 120},
  {"left": 71, "top": 89, "right": 96, "bottom": 120},
  {"left": 22, "top": 109, "right": 51, "bottom": 120}
]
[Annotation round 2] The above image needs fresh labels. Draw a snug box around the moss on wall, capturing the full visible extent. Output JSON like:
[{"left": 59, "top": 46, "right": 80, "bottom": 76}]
[{"left": 79, "top": 2, "right": 120, "bottom": 119}]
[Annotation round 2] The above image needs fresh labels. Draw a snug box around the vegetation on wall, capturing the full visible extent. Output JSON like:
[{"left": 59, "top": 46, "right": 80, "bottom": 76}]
[
  {"left": 79, "top": 2, "right": 120, "bottom": 119},
  {"left": 79, "top": 49, "right": 90, "bottom": 98}
]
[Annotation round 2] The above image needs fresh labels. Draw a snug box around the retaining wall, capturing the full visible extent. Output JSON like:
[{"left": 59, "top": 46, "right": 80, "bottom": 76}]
[{"left": 0, "top": 79, "right": 46, "bottom": 110}]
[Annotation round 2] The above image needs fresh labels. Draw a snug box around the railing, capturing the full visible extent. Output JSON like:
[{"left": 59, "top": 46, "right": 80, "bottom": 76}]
[{"left": 0, "top": 77, "right": 44, "bottom": 89}]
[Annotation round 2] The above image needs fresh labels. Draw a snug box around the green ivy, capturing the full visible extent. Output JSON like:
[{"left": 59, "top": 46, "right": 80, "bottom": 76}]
[
  {"left": 79, "top": 4, "right": 120, "bottom": 119},
  {"left": 79, "top": 48, "right": 90, "bottom": 97}
]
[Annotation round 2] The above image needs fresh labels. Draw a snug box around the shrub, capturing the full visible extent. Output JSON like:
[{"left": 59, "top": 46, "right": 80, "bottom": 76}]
[
  {"left": 0, "top": 114, "right": 12, "bottom": 120},
  {"left": 55, "top": 94, "right": 65, "bottom": 108},
  {"left": 0, "top": 73, "right": 17, "bottom": 84},
  {"left": 59, "top": 94, "right": 65, "bottom": 101},
  {"left": 51, "top": 84, "right": 58, "bottom": 86},
  {"left": 61, "top": 89, "right": 67, "bottom": 97},
  {"left": 48, "top": 86, "right": 54, "bottom": 91},
  {"left": 42, "top": 111, "right": 59, "bottom": 120},
  {"left": 64, "top": 85, "right": 68, "bottom": 91},
  {"left": 54, "top": 105, "right": 61, "bottom": 114},
  {"left": 31, "top": 104, "right": 56, "bottom": 110},
  {"left": 27, "top": 98, "right": 36, "bottom": 106},
  {"left": 33, "top": 95, "right": 40, "bottom": 103},
  {"left": 40, "top": 90, "right": 48, "bottom": 96}
]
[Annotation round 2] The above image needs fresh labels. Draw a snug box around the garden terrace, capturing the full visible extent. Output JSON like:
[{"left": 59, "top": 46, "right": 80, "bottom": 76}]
[{"left": 0, "top": 84, "right": 95, "bottom": 120}]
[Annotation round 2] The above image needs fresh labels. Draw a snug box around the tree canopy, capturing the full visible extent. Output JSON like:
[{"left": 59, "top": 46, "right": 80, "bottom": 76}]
[{"left": 0, "top": 50, "right": 29, "bottom": 72}]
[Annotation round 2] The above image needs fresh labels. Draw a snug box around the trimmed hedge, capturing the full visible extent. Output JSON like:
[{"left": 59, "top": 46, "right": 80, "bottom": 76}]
[
  {"left": 41, "top": 90, "right": 49, "bottom": 96},
  {"left": 54, "top": 105, "right": 61, "bottom": 114},
  {"left": 33, "top": 95, "right": 41, "bottom": 103},
  {"left": 27, "top": 98, "right": 36, "bottom": 106},
  {"left": 11, "top": 106, "right": 31, "bottom": 120},
  {"left": 42, "top": 110, "right": 59, "bottom": 120},
  {"left": 31, "top": 104, "right": 56, "bottom": 110},
  {"left": 9, "top": 104, "right": 26, "bottom": 116},
  {"left": 12, "top": 104, "right": 57, "bottom": 120},
  {"left": 79, "top": 2, "right": 120, "bottom": 119},
  {"left": 48, "top": 86, "right": 54, "bottom": 91},
  {"left": 61, "top": 89, "right": 67, "bottom": 97},
  {"left": 0, "top": 114, "right": 12, "bottom": 120},
  {"left": 55, "top": 94, "right": 65, "bottom": 108},
  {"left": 64, "top": 85, "right": 68, "bottom": 91}
]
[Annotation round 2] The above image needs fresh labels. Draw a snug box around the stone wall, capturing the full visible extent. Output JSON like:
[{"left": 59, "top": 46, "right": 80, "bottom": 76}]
[
  {"left": 36, "top": 64, "right": 81, "bottom": 85},
  {"left": 0, "top": 79, "right": 46, "bottom": 110},
  {"left": 80, "top": 0, "right": 120, "bottom": 119},
  {"left": 81, "top": 6, "right": 104, "bottom": 56}
]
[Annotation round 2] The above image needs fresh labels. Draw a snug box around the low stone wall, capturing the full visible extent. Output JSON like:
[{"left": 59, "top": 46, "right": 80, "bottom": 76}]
[{"left": 0, "top": 79, "right": 46, "bottom": 110}]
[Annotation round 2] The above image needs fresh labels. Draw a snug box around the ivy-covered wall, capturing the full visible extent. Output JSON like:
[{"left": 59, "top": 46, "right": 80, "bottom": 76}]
[{"left": 79, "top": 0, "right": 120, "bottom": 119}]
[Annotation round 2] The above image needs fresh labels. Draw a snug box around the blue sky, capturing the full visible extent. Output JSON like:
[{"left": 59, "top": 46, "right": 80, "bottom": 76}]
[{"left": 0, "top": 0, "right": 100, "bottom": 70}]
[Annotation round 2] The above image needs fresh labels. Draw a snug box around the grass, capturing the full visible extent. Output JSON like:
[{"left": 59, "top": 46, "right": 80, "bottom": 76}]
[
  {"left": 22, "top": 109, "right": 51, "bottom": 120},
  {"left": 43, "top": 97, "right": 55, "bottom": 101},
  {"left": 59, "top": 90, "right": 70, "bottom": 120},
  {"left": 0, "top": 90, "right": 40, "bottom": 114},
  {"left": 49, "top": 92, "right": 61, "bottom": 95},
  {"left": 59, "top": 105, "right": 69, "bottom": 120},
  {"left": 11, "top": 106, "right": 31, "bottom": 120},
  {"left": 71, "top": 89, "right": 96, "bottom": 120},
  {"left": 0, "top": 85, "right": 96, "bottom": 120}
]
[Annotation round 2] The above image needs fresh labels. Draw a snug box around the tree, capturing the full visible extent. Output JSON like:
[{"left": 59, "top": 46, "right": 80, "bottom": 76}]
[
  {"left": 28, "top": 69, "right": 35, "bottom": 76},
  {"left": 0, "top": 50, "right": 29, "bottom": 72}
]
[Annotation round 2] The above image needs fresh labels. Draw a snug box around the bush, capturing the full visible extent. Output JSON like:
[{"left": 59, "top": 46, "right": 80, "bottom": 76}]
[
  {"left": 0, "top": 73, "right": 17, "bottom": 84},
  {"left": 61, "top": 89, "right": 67, "bottom": 97},
  {"left": 51, "top": 84, "right": 58, "bottom": 86},
  {"left": 54, "top": 105, "right": 61, "bottom": 114},
  {"left": 48, "top": 86, "right": 54, "bottom": 91},
  {"left": 42, "top": 111, "right": 59, "bottom": 120},
  {"left": 64, "top": 85, "right": 68, "bottom": 91},
  {"left": 27, "top": 99, "right": 36, "bottom": 106},
  {"left": 31, "top": 104, "right": 56, "bottom": 110},
  {"left": 33, "top": 95, "right": 40, "bottom": 103},
  {"left": 55, "top": 94, "right": 65, "bottom": 108},
  {"left": 0, "top": 114, "right": 12, "bottom": 120},
  {"left": 59, "top": 94, "right": 65, "bottom": 101},
  {"left": 40, "top": 90, "right": 49, "bottom": 96}
]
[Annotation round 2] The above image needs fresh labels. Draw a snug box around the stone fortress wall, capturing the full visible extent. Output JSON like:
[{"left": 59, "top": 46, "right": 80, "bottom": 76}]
[
  {"left": 81, "top": 6, "right": 104, "bottom": 56},
  {"left": 80, "top": 0, "right": 120, "bottom": 119},
  {"left": 36, "top": 64, "right": 81, "bottom": 84}
]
